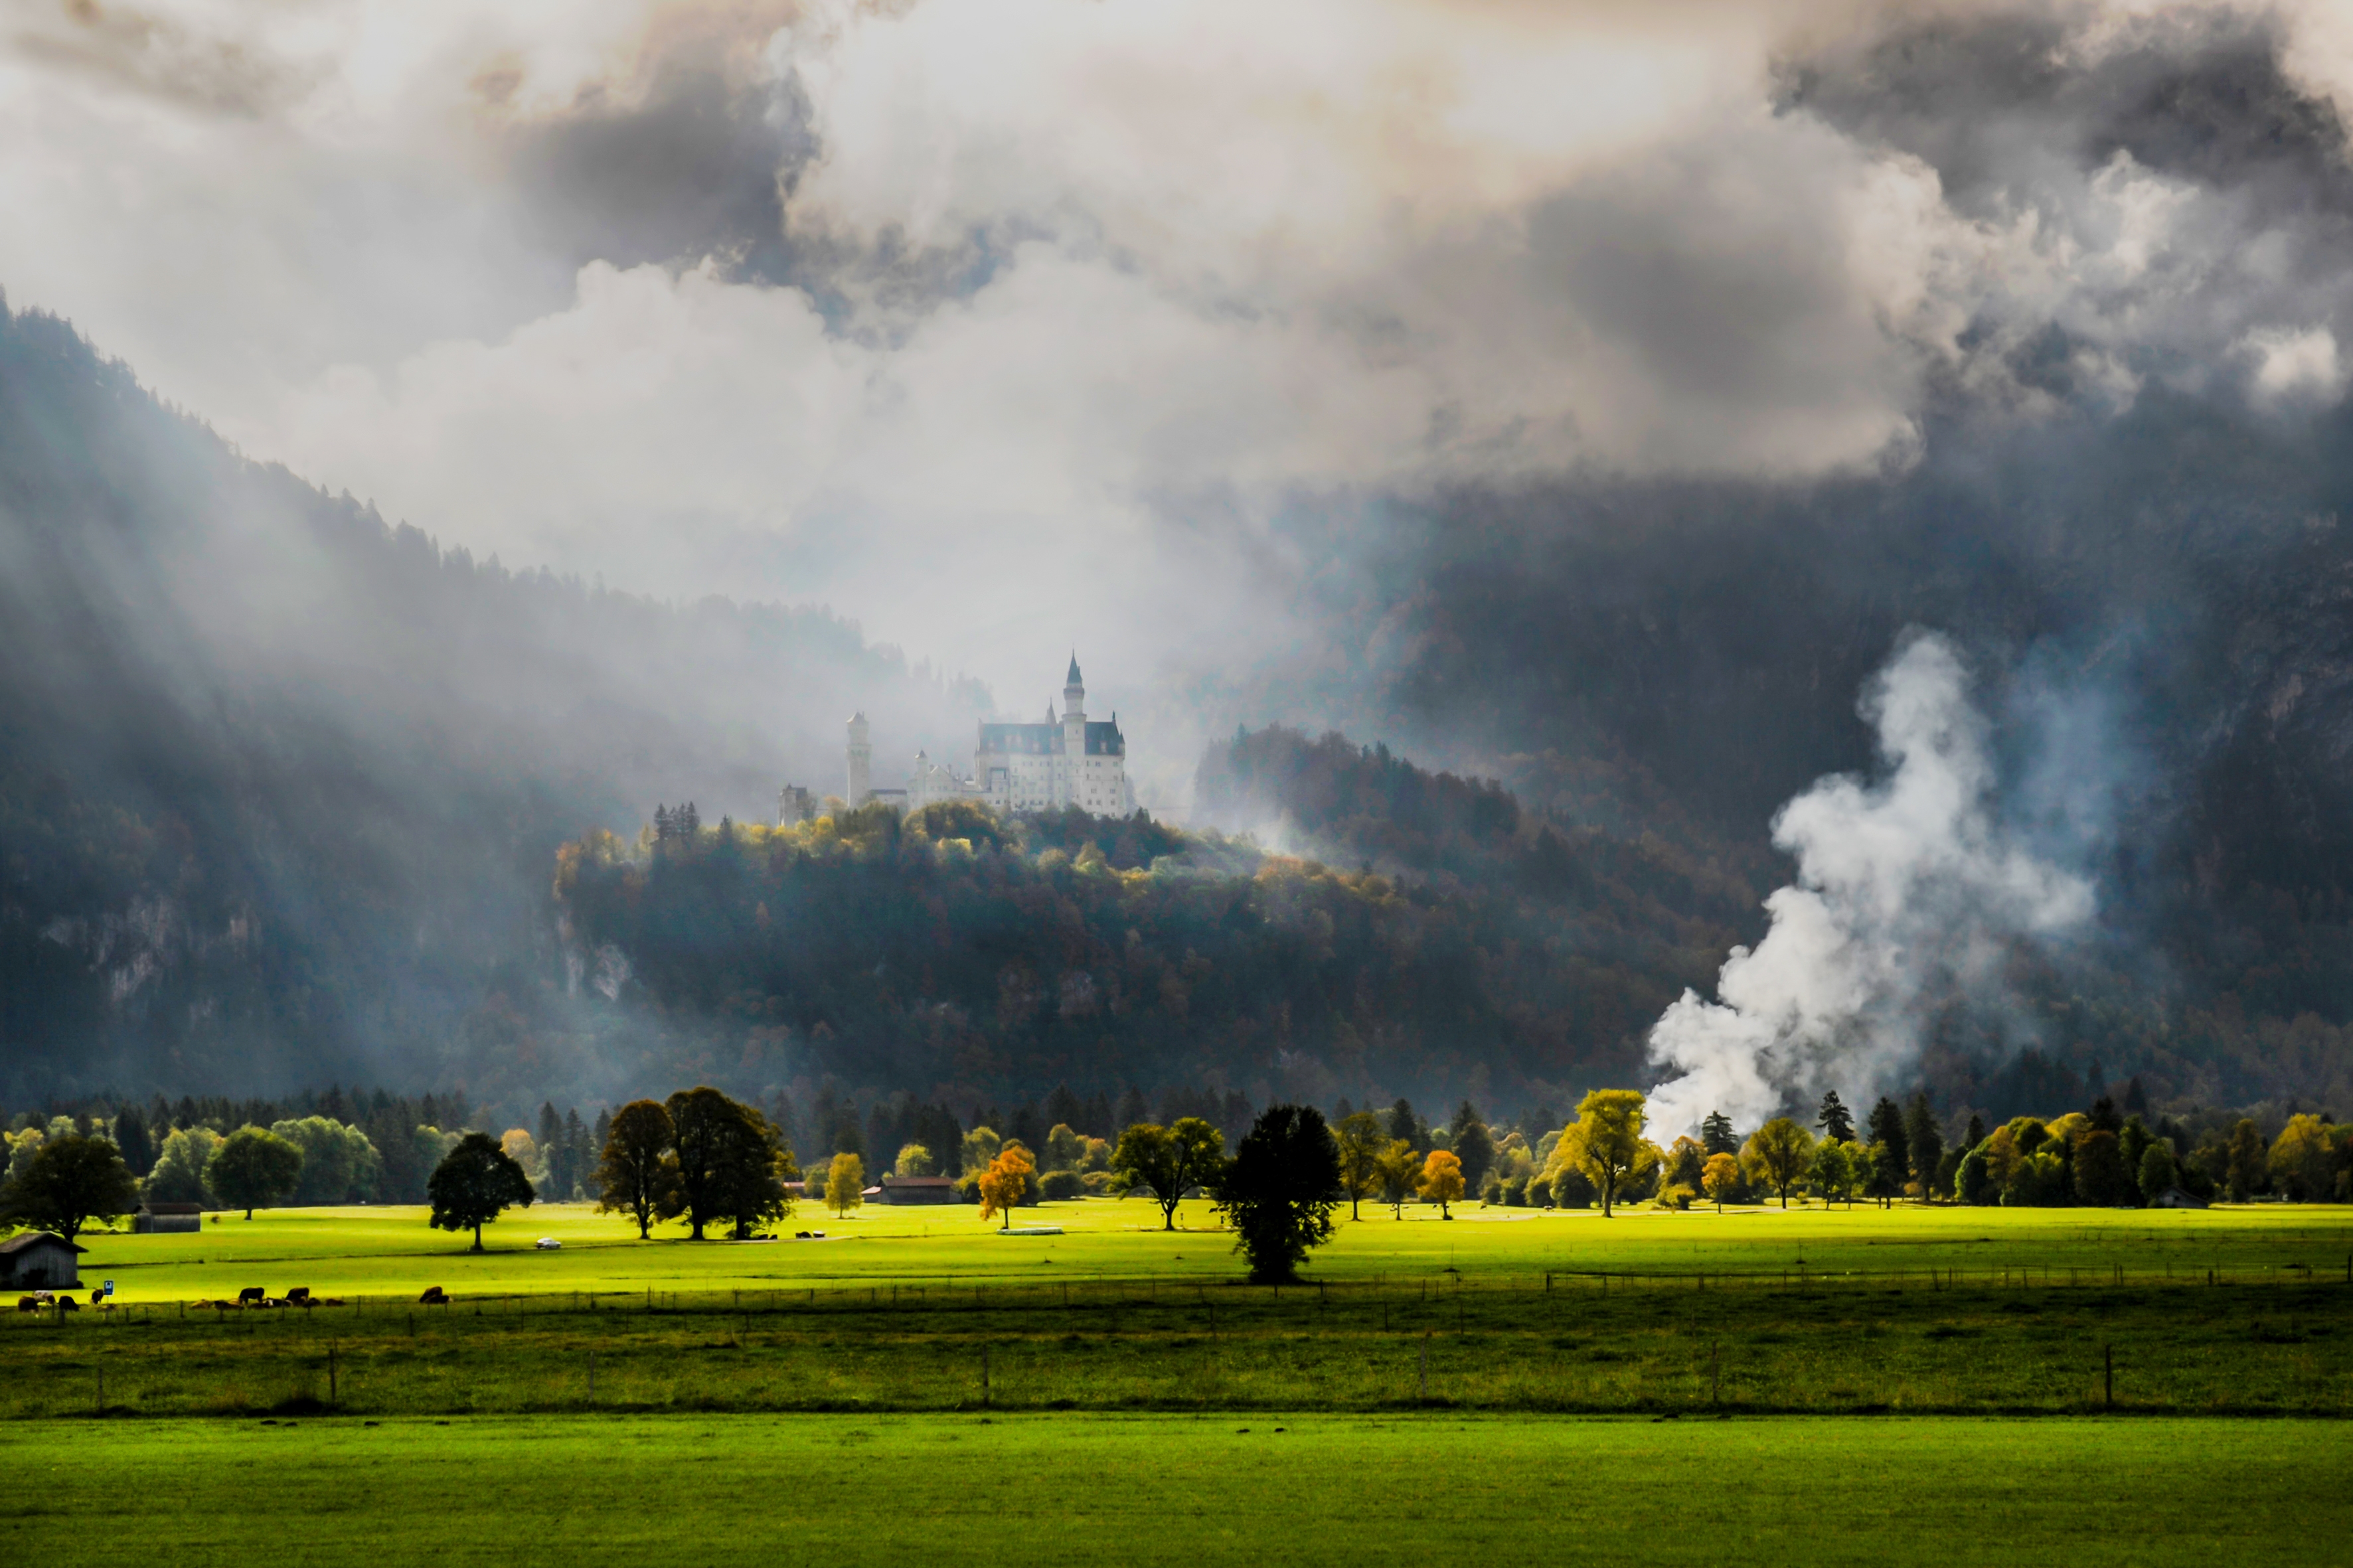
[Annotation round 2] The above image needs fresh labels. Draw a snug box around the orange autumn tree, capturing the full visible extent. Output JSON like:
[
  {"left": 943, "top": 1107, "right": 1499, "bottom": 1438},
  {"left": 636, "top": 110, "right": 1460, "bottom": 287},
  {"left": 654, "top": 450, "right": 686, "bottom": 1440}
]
[
  {"left": 979, "top": 1144, "right": 1036, "bottom": 1231},
  {"left": 1417, "top": 1148, "right": 1465, "bottom": 1219}
]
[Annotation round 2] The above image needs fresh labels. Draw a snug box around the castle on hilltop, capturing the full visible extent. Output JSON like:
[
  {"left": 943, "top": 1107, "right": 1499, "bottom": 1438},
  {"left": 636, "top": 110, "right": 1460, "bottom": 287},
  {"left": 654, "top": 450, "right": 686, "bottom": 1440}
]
[{"left": 786, "top": 655, "right": 1135, "bottom": 823}]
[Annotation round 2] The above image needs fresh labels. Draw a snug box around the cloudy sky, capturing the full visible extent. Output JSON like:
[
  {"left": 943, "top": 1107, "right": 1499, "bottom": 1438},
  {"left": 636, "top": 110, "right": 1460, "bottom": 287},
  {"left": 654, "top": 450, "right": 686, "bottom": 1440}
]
[{"left": 7, "top": 0, "right": 2352, "bottom": 780}]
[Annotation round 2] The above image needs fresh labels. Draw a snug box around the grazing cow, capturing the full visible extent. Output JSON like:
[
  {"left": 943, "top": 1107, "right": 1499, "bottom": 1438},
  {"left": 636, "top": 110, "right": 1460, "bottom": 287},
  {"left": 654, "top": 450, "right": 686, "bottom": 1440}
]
[
  {"left": 418, "top": 1286, "right": 448, "bottom": 1304},
  {"left": 55, "top": 1296, "right": 78, "bottom": 1311},
  {"left": 285, "top": 1287, "right": 311, "bottom": 1304},
  {"left": 15, "top": 1296, "right": 38, "bottom": 1312},
  {"left": 237, "top": 1287, "right": 266, "bottom": 1306}
]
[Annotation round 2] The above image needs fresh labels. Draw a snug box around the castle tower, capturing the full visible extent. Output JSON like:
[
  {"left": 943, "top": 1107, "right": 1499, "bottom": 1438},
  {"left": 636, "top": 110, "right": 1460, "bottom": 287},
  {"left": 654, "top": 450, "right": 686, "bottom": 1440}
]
[
  {"left": 1061, "top": 654, "right": 1086, "bottom": 807},
  {"left": 846, "top": 712, "right": 872, "bottom": 805}
]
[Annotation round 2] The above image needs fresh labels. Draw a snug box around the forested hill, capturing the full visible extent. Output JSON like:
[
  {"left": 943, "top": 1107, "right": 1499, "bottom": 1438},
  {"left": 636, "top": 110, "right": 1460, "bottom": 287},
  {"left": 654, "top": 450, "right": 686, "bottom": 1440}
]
[
  {"left": 0, "top": 297, "right": 983, "bottom": 1103},
  {"left": 550, "top": 781, "right": 1759, "bottom": 1115}
]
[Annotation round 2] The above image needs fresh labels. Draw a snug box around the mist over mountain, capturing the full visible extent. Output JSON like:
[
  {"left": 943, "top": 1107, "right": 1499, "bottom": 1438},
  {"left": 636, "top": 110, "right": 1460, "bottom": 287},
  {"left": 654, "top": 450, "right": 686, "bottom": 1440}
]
[{"left": 0, "top": 297, "right": 983, "bottom": 1103}]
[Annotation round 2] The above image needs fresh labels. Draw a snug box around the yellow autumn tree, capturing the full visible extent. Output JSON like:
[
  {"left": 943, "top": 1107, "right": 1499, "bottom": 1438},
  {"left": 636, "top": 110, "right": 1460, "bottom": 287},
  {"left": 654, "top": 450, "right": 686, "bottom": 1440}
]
[
  {"left": 1552, "top": 1089, "right": 1650, "bottom": 1216},
  {"left": 979, "top": 1144, "right": 1036, "bottom": 1231},
  {"left": 1416, "top": 1148, "right": 1465, "bottom": 1219},
  {"left": 1702, "top": 1151, "right": 1742, "bottom": 1212},
  {"left": 825, "top": 1151, "right": 864, "bottom": 1217}
]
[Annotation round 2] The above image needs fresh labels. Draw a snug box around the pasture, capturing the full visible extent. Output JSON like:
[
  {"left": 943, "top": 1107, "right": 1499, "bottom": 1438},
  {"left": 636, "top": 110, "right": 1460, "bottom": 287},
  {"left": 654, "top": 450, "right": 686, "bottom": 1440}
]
[
  {"left": 6, "top": 1198, "right": 2349, "bottom": 1420},
  {"left": 5, "top": 1413, "right": 2345, "bottom": 1564}
]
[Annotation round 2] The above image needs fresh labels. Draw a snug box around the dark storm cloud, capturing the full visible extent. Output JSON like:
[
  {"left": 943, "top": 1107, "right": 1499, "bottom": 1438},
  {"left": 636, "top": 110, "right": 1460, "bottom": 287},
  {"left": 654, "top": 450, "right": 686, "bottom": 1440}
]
[
  {"left": 502, "top": 50, "right": 815, "bottom": 287},
  {"left": 1779, "top": 8, "right": 2353, "bottom": 221}
]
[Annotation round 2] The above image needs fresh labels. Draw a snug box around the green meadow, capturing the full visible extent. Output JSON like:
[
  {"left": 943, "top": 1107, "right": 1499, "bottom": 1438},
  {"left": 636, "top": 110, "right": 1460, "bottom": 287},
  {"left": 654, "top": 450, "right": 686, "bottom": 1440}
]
[
  {"left": 4, "top": 1413, "right": 2344, "bottom": 1565},
  {"left": 7, "top": 1198, "right": 2349, "bottom": 1420},
  {"left": 62, "top": 1194, "right": 2353, "bottom": 1299}
]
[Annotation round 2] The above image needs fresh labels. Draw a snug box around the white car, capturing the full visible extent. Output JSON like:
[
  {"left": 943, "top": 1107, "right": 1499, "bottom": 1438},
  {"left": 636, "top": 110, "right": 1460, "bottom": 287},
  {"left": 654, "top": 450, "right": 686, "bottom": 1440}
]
[{"left": 534, "top": 1237, "right": 561, "bottom": 1250}]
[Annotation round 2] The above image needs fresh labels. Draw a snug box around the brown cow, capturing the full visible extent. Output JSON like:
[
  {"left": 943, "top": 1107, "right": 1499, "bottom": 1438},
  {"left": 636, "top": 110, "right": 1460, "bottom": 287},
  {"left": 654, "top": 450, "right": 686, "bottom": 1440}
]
[
  {"left": 418, "top": 1286, "right": 448, "bottom": 1304},
  {"left": 237, "top": 1286, "right": 266, "bottom": 1306}
]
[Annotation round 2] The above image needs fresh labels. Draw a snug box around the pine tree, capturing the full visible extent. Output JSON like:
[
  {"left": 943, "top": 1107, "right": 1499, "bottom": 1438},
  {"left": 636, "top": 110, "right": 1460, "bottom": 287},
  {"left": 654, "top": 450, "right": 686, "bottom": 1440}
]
[
  {"left": 538, "top": 1101, "right": 565, "bottom": 1196},
  {"left": 1700, "top": 1110, "right": 1738, "bottom": 1156},
  {"left": 1816, "top": 1091, "right": 1856, "bottom": 1144},
  {"left": 1902, "top": 1093, "right": 1943, "bottom": 1199},
  {"left": 1115, "top": 1086, "right": 1151, "bottom": 1131},
  {"left": 1866, "top": 1097, "right": 1908, "bottom": 1196}
]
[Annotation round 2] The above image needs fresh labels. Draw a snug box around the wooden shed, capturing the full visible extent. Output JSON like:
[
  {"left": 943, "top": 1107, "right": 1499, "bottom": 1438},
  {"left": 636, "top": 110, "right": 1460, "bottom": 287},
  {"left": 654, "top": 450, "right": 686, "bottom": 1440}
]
[
  {"left": 878, "top": 1175, "right": 960, "bottom": 1206},
  {"left": 0, "top": 1231, "right": 85, "bottom": 1290},
  {"left": 134, "top": 1202, "right": 203, "bottom": 1234}
]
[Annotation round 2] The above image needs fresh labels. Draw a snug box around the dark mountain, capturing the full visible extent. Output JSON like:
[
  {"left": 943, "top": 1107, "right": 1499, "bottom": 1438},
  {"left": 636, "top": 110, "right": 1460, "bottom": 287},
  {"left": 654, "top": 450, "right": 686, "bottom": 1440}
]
[{"left": 0, "top": 296, "right": 983, "bottom": 1105}]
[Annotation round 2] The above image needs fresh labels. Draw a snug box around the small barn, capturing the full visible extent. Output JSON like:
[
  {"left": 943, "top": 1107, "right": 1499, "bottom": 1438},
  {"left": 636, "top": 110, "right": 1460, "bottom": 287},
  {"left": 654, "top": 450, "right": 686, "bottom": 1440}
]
[
  {"left": 878, "top": 1175, "right": 959, "bottom": 1206},
  {"left": 0, "top": 1231, "right": 85, "bottom": 1290},
  {"left": 134, "top": 1202, "right": 203, "bottom": 1234},
  {"left": 2150, "top": 1186, "right": 2210, "bottom": 1210}
]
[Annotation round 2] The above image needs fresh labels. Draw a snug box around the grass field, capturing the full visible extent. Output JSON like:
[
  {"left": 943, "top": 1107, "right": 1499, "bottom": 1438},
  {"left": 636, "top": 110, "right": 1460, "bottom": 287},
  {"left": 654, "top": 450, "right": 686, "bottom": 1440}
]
[
  {"left": 5, "top": 1413, "right": 2344, "bottom": 1564},
  {"left": 63, "top": 1194, "right": 2353, "bottom": 1298},
  {"left": 8, "top": 1199, "right": 2349, "bottom": 1421}
]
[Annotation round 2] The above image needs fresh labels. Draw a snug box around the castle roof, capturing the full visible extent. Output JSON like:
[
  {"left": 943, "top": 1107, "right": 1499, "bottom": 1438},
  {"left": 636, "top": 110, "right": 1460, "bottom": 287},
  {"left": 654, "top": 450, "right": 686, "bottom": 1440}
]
[
  {"left": 1067, "top": 653, "right": 1083, "bottom": 686},
  {"left": 978, "top": 719, "right": 1125, "bottom": 757}
]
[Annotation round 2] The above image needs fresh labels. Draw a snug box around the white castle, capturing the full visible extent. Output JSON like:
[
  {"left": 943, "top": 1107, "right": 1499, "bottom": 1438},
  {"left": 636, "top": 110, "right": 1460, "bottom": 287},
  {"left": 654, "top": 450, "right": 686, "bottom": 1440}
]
[{"left": 804, "top": 655, "right": 1135, "bottom": 822}]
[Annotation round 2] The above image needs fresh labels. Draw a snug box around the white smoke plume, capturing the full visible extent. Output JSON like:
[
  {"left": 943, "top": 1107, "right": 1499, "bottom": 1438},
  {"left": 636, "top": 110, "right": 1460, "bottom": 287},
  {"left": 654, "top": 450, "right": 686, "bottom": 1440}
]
[{"left": 1643, "top": 631, "right": 2095, "bottom": 1139}]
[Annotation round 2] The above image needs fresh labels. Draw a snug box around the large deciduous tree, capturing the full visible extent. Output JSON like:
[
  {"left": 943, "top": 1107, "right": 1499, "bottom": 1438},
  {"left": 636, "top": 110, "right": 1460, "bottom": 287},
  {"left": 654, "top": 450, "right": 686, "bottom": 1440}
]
[
  {"left": 1375, "top": 1138, "right": 1419, "bottom": 1217},
  {"left": 1111, "top": 1117, "right": 1226, "bottom": 1231},
  {"left": 979, "top": 1144, "right": 1035, "bottom": 1230},
  {"left": 1701, "top": 1152, "right": 1741, "bottom": 1212},
  {"left": 1416, "top": 1149, "right": 1465, "bottom": 1219},
  {"left": 1211, "top": 1104, "right": 1344, "bottom": 1283},
  {"left": 596, "top": 1100, "right": 681, "bottom": 1239},
  {"left": 1554, "top": 1090, "right": 1649, "bottom": 1217},
  {"left": 666, "top": 1087, "right": 783, "bottom": 1241},
  {"left": 2, "top": 1133, "right": 137, "bottom": 1241},
  {"left": 427, "top": 1132, "right": 536, "bottom": 1252},
  {"left": 826, "top": 1152, "right": 865, "bottom": 1217},
  {"left": 1333, "top": 1111, "right": 1386, "bottom": 1221},
  {"left": 206, "top": 1127, "right": 305, "bottom": 1220},
  {"left": 1741, "top": 1118, "right": 1815, "bottom": 1208}
]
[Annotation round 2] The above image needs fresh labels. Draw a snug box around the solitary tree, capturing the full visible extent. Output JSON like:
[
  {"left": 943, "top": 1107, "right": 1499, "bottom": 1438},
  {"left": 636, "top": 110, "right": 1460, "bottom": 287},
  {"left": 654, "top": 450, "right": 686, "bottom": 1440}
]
[
  {"left": 1111, "top": 1117, "right": 1226, "bottom": 1230},
  {"left": 1554, "top": 1089, "right": 1649, "bottom": 1217},
  {"left": 1416, "top": 1149, "right": 1465, "bottom": 1219},
  {"left": 596, "top": 1099, "right": 680, "bottom": 1239},
  {"left": 979, "top": 1144, "right": 1036, "bottom": 1230},
  {"left": 1741, "top": 1118, "right": 1815, "bottom": 1208},
  {"left": 1210, "top": 1104, "right": 1345, "bottom": 1282},
  {"left": 1, "top": 1133, "right": 137, "bottom": 1241},
  {"left": 1815, "top": 1091, "right": 1856, "bottom": 1145},
  {"left": 1375, "top": 1138, "right": 1419, "bottom": 1217},
  {"left": 206, "top": 1127, "right": 305, "bottom": 1220},
  {"left": 427, "top": 1132, "right": 536, "bottom": 1252},
  {"left": 827, "top": 1152, "right": 866, "bottom": 1217},
  {"left": 1699, "top": 1111, "right": 1738, "bottom": 1157},
  {"left": 1701, "top": 1151, "right": 1742, "bottom": 1212},
  {"left": 1333, "top": 1111, "right": 1386, "bottom": 1220}
]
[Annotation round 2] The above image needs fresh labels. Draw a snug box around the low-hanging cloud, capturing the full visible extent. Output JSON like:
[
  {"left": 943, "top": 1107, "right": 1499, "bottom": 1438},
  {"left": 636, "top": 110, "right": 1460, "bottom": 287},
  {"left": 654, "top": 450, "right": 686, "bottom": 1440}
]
[{"left": 1642, "top": 631, "right": 2097, "bottom": 1139}]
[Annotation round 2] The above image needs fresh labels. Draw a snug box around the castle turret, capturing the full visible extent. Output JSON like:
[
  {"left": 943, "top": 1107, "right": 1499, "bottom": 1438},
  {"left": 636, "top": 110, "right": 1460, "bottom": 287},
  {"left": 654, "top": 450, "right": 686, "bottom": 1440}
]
[
  {"left": 847, "top": 712, "right": 872, "bottom": 805},
  {"left": 1061, "top": 654, "right": 1086, "bottom": 805}
]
